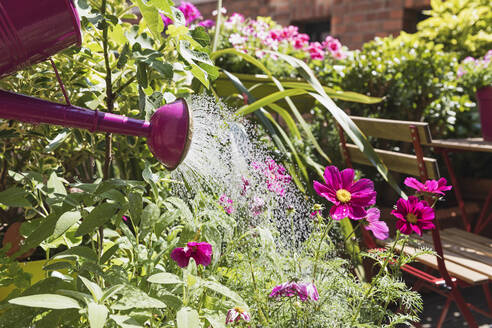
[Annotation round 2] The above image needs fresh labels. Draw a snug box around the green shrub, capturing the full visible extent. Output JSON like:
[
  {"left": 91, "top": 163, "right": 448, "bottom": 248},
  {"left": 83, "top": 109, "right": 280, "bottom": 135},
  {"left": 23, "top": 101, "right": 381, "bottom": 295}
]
[
  {"left": 417, "top": 0, "right": 492, "bottom": 60},
  {"left": 338, "top": 33, "right": 472, "bottom": 137}
]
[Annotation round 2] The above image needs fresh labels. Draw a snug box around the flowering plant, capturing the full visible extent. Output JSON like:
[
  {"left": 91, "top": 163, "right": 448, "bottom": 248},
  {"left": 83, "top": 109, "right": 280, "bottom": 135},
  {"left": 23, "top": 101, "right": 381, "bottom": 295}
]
[{"left": 457, "top": 50, "right": 492, "bottom": 95}]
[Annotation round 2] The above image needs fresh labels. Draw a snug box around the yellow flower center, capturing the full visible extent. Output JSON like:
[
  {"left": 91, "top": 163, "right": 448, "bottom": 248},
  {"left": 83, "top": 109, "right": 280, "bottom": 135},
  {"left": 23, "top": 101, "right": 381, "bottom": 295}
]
[
  {"left": 234, "top": 306, "right": 245, "bottom": 313},
  {"left": 336, "top": 189, "right": 352, "bottom": 203},
  {"left": 406, "top": 213, "right": 418, "bottom": 223}
]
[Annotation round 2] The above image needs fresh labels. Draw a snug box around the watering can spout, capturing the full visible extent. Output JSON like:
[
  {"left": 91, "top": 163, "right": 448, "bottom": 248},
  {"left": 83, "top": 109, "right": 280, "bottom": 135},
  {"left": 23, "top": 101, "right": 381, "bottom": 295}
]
[{"left": 0, "top": 90, "right": 192, "bottom": 170}]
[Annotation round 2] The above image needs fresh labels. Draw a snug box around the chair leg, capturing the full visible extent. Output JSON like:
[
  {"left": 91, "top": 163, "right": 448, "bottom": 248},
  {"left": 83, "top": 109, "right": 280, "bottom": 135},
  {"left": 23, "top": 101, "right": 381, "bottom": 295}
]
[
  {"left": 450, "top": 285, "right": 479, "bottom": 328},
  {"left": 484, "top": 282, "right": 492, "bottom": 314},
  {"left": 436, "top": 295, "right": 452, "bottom": 328}
]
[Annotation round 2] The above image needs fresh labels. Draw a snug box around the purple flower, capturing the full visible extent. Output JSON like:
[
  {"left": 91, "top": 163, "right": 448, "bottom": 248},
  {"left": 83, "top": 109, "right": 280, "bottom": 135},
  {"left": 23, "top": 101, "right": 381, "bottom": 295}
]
[
  {"left": 219, "top": 194, "right": 235, "bottom": 214},
  {"left": 160, "top": 13, "right": 173, "bottom": 26},
  {"left": 404, "top": 177, "right": 452, "bottom": 195},
  {"left": 269, "top": 281, "right": 319, "bottom": 302},
  {"left": 362, "top": 208, "right": 389, "bottom": 240},
  {"left": 226, "top": 307, "right": 251, "bottom": 324},
  {"left": 198, "top": 19, "right": 215, "bottom": 28},
  {"left": 392, "top": 196, "right": 435, "bottom": 236},
  {"left": 170, "top": 242, "right": 212, "bottom": 268},
  {"left": 313, "top": 166, "right": 377, "bottom": 221}
]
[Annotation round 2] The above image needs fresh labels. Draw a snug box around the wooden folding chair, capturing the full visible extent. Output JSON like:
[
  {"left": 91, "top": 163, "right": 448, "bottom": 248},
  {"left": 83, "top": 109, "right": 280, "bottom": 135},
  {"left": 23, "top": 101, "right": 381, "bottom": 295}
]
[{"left": 338, "top": 116, "right": 492, "bottom": 328}]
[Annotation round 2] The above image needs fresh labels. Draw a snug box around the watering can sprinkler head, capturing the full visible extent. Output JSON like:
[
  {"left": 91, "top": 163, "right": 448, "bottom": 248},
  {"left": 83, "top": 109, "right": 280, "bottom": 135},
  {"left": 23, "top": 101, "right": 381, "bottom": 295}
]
[{"left": 0, "top": 90, "right": 193, "bottom": 170}]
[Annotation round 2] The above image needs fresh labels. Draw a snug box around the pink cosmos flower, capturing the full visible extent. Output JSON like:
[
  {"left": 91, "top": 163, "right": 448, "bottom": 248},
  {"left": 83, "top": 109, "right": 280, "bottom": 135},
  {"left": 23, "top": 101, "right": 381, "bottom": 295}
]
[
  {"left": 313, "top": 166, "right": 377, "bottom": 221},
  {"left": 198, "top": 19, "right": 215, "bottom": 28},
  {"left": 310, "top": 210, "right": 321, "bottom": 219},
  {"left": 269, "top": 281, "right": 319, "bottom": 302},
  {"left": 392, "top": 196, "right": 435, "bottom": 236},
  {"left": 170, "top": 242, "right": 212, "bottom": 268},
  {"left": 219, "top": 194, "right": 235, "bottom": 214},
  {"left": 404, "top": 177, "right": 452, "bottom": 195},
  {"left": 225, "top": 307, "right": 251, "bottom": 324},
  {"left": 362, "top": 208, "right": 389, "bottom": 240},
  {"left": 308, "top": 42, "right": 324, "bottom": 60}
]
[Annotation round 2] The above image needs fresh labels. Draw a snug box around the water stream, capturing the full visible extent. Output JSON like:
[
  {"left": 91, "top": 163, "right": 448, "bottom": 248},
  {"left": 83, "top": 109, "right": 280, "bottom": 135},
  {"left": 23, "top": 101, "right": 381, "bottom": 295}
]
[{"left": 171, "top": 95, "right": 313, "bottom": 248}]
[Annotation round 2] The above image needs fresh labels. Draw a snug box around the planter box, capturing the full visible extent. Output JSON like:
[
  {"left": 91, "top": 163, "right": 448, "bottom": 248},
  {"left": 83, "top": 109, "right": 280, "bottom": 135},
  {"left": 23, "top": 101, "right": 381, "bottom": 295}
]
[
  {"left": 214, "top": 73, "right": 316, "bottom": 113},
  {"left": 477, "top": 86, "right": 492, "bottom": 141}
]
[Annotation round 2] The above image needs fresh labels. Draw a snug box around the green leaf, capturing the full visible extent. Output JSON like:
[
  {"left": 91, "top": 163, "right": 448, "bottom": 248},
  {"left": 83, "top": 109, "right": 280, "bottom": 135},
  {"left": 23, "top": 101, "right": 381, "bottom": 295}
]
[
  {"left": 15, "top": 214, "right": 59, "bottom": 257},
  {"left": 117, "top": 43, "right": 130, "bottom": 69},
  {"left": 43, "top": 261, "right": 73, "bottom": 271},
  {"left": 57, "top": 289, "right": 92, "bottom": 304},
  {"left": 9, "top": 294, "right": 81, "bottom": 309},
  {"left": 110, "top": 315, "right": 142, "bottom": 328},
  {"left": 191, "top": 26, "right": 210, "bottom": 47},
  {"left": 176, "top": 307, "right": 200, "bottom": 328},
  {"left": 204, "top": 313, "right": 226, "bottom": 328},
  {"left": 79, "top": 276, "right": 103, "bottom": 302},
  {"left": 101, "top": 285, "right": 125, "bottom": 303},
  {"left": 201, "top": 280, "right": 248, "bottom": 309},
  {"left": 147, "top": 272, "right": 183, "bottom": 285},
  {"left": 100, "top": 243, "right": 120, "bottom": 264},
  {"left": 47, "top": 172, "right": 67, "bottom": 196},
  {"left": 0, "top": 187, "right": 32, "bottom": 207},
  {"left": 149, "top": 60, "right": 173, "bottom": 79},
  {"left": 236, "top": 89, "right": 309, "bottom": 115},
  {"left": 128, "top": 192, "right": 143, "bottom": 226},
  {"left": 134, "top": 0, "right": 163, "bottom": 40},
  {"left": 140, "top": 203, "right": 160, "bottom": 231},
  {"left": 112, "top": 286, "right": 167, "bottom": 310},
  {"left": 53, "top": 210, "right": 82, "bottom": 239},
  {"left": 88, "top": 302, "right": 108, "bottom": 328},
  {"left": 53, "top": 245, "right": 98, "bottom": 262},
  {"left": 76, "top": 203, "right": 118, "bottom": 236},
  {"left": 44, "top": 130, "right": 71, "bottom": 153}
]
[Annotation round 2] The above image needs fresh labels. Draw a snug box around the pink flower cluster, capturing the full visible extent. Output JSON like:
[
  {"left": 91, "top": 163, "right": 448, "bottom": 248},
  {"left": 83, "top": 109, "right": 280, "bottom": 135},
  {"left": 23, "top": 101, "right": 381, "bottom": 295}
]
[
  {"left": 391, "top": 177, "right": 453, "bottom": 236},
  {"left": 219, "top": 13, "right": 347, "bottom": 61},
  {"left": 219, "top": 194, "right": 235, "bottom": 214},
  {"left": 161, "top": 1, "right": 202, "bottom": 27},
  {"left": 269, "top": 281, "right": 319, "bottom": 302},
  {"left": 251, "top": 158, "right": 292, "bottom": 196},
  {"left": 457, "top": 50, "right": 492, "bottom": 78}
]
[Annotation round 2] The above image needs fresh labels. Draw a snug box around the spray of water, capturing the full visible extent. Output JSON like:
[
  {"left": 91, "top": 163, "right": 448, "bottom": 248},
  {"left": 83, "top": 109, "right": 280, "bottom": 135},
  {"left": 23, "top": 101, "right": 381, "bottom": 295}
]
[{"left": 171, "top": 94, "right": 313, "bottom": 248}]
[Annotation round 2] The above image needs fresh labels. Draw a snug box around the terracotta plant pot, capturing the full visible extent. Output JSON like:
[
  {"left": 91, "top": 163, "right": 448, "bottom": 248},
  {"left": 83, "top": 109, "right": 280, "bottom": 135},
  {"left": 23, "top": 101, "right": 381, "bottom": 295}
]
[
  {"left": 476, "top": 86, "right": 492, "bottom": 141},
  {"left": 2, "top": 222, "right": 34, "bottom": 260}
]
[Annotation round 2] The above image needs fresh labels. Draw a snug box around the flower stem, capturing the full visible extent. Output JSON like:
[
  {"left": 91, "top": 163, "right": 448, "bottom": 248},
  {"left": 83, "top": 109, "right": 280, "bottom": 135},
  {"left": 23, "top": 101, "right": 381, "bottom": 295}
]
[
  {"left": 350, "top": 231, "right": 401, "bottom": 325},
  {"left": 312, "top": 219, "right": 332, "bottom": 279},
  {"left": 211, "top": 0, "right": 222, "bottom": 53}
]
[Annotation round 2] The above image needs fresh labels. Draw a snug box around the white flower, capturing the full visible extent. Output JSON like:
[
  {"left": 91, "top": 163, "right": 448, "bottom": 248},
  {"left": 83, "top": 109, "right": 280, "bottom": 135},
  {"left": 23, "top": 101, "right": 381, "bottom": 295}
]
[{"left": 212, "top": 7, "right": 227, "bottom": 16}]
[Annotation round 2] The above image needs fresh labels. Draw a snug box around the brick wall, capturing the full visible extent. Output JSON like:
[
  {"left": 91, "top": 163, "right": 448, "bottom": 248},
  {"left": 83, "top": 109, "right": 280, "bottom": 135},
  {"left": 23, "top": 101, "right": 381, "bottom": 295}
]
[{"left": 188, "top": 0, "right": 430, "bottom": 49}]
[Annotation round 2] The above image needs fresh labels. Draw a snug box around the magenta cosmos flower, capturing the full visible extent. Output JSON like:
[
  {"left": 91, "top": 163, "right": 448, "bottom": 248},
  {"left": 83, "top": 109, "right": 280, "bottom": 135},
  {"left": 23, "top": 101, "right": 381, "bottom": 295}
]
[
  {"left": 219, "top": 194, "right": 235, "bottom": 214},
  {"left": 269, "top": 281, "right": 319, "bottom": 302},
  {"left": 170, "top": 242, "right": 212, "bottom": 268},
  {"left": 404, "top": 177, "right": 452, "bottom": 195},
  {"left": 362, "top": 208, "right": 389, "bottom": 240},
  {"left": 392, "top": 196, "right": 435, "bottom": 236},
  {"left": 226, "top": 307, "right": 251, "bottom": 325},
  {"left": 313, "top": 166, "right": 376, "bottom": 220}
]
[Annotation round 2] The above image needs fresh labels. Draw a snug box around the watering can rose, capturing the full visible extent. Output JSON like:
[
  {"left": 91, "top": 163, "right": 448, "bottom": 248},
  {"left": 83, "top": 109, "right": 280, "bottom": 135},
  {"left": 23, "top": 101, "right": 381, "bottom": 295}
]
[{"left": 171, "top": 242, "right": 212, "bottom": 268}]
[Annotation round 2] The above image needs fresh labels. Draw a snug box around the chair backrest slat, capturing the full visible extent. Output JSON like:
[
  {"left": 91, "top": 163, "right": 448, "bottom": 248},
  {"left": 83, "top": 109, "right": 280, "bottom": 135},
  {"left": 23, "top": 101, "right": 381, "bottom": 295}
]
[
  {"left": 350, "top": 116, "right": 433, "bottom": 145},
  {"left": 344, "top": 144, "right": 440, "bottom": 179}
]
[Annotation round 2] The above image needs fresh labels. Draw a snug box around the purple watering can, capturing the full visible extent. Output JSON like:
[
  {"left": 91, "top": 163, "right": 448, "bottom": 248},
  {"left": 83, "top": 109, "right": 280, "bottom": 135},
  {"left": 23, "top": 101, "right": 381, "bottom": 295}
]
[{"left": 0, "top": 0, "right": 193, "bottom": 170}]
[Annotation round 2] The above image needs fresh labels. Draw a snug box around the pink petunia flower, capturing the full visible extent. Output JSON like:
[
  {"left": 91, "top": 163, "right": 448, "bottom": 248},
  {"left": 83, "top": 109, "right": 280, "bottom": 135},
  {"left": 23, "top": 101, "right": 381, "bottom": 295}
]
[
  {"left": 308, "top": 42, "right": 324, "bottom": 60},
  {"left": 293, "top": 33, "right": 310, "bottom": 49},
  {"left": 170, "top": 242, "right": 212, "bottom": 268},
  {"left": 178, "top": 2, "right": 202, "bottom": 25},
  {"left": 323, "top": 38, "right": 342, "bottom": 53},
  {"left": 269, "top": 281, "right": 319, "bottom": 302},
  {"left": 198, "top": 19, "right": 215, "bottom": 28},
  {"left": 362, "top": 208, "right": 389, "bottom": 240},
  {"left": 404, "top": 177, "right": 452, "bottom": 195},
  {"left": 219, "top": 194, "right": 235, "bottom": 214},
  {"left": 225, "top": 307, "right": 251, "bottom": 324},
  {"left": 313, "top": 166, "right": 377, "bottom": 220},
  {"left": 392, "top": 196, "right": 435, "bottom": 236}
]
